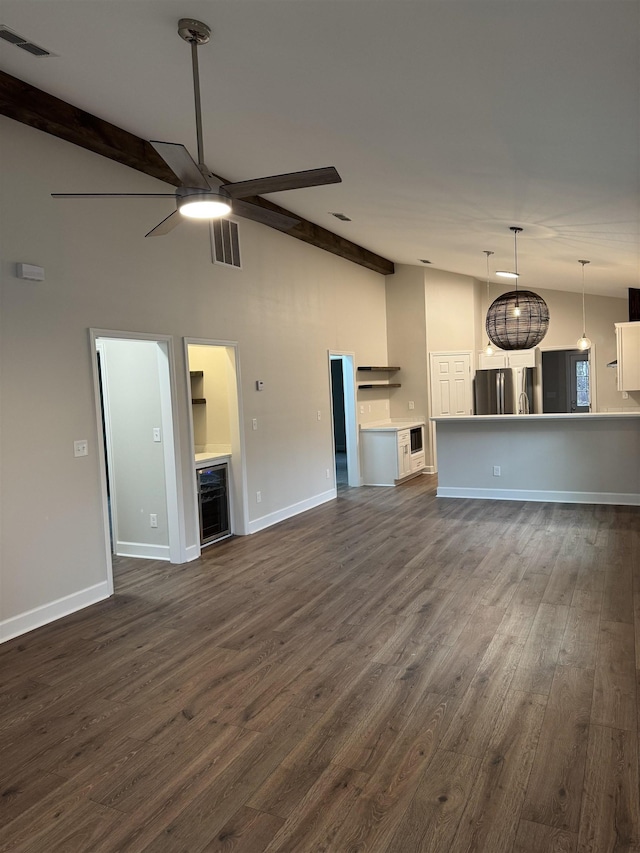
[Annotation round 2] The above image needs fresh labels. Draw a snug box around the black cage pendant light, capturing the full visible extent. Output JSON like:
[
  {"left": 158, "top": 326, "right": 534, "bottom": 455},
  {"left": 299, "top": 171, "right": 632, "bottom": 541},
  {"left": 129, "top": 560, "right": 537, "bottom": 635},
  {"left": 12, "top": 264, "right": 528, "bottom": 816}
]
[{"left": 486, "top": 226, "right": 550, "bottom": 350}]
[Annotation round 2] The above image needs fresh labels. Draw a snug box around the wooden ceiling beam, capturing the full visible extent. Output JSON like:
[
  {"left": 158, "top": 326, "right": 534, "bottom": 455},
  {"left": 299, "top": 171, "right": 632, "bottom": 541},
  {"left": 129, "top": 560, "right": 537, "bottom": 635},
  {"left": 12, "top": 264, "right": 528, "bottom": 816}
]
[{"left": 0, "top": 70, "right": 394, "bottom": 276}]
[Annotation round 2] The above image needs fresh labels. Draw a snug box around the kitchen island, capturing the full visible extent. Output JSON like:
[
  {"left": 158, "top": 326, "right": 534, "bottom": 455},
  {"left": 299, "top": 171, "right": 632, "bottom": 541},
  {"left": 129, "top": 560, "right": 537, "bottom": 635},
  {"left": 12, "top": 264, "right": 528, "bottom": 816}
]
[{"left": 431, "top": 412, "right": 640, "bottom": 505}]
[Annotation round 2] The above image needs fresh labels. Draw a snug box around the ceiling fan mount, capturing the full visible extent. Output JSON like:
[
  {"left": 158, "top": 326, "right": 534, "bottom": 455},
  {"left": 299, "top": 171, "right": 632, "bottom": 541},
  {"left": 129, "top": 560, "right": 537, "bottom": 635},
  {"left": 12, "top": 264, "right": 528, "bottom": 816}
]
[
  {"left": 52, "top": 18, "right": 341, "bottom": 238},
  {"left": 177, "top": 18, "right": 211, "bottom": 45}
]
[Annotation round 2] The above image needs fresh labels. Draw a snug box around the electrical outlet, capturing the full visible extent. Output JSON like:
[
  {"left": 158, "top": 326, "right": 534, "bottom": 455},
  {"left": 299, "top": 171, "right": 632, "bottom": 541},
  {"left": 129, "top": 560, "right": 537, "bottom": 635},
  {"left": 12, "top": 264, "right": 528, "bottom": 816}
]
[
  {"left": 153, "top": 427, "right": 161, "bottom": 442},
  {"left": 622, "top": 391, "right": 629, "bottom": 399},
  {"left": 150, "top": 513, "right": 158, "bottom": 528},
  {"left": 252, "top": 418, "right": 258, "bottom": 430},
  {"left": 317, "top": 410, "right": 322, "bottom": 421},
  {"left": 359, "top": 405, "right": 365, "bottom": 415},
  {"left": 326, "top": 468, "right": 330, "bottom": 479},
  {"left": 493, "top": 465, "right": 501, "bottom": 477},
  {"left": 256, "top": 491, "right": 261, "bottom": 503},
  {"left": 409, "top": 401, "right": 415, "bottom": 410},
  {"left": 73, "top": 439, "right": 88, "bottom": 457}
]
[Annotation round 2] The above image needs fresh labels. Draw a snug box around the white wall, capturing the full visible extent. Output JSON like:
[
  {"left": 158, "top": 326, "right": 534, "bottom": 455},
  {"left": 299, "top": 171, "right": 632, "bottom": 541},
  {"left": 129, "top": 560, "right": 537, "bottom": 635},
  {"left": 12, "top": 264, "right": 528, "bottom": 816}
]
[
  {"left": 99, "top": 338, "right": 169, "bottom": 558},
  {"left": 386, "top": 265, "right": 429, "bottom": 425},
  {"left": 425, "top": 266, "right": 479, "bottom": 354},
  {"left": 0, "top": 117, "right": 387, "bottom": 639}
]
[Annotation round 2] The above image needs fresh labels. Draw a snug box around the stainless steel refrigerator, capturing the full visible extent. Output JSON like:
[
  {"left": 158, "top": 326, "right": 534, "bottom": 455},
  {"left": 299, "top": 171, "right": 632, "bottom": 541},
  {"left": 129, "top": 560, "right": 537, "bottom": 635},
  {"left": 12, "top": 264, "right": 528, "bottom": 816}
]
[{"left": 474, "top": 367, "right": 534, "bottom": 415}]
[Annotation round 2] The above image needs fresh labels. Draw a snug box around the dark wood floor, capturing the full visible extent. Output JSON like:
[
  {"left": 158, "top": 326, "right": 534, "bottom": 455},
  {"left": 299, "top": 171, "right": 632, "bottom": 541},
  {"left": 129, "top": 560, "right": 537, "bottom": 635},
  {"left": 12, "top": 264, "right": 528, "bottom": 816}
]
[{"left": 1, "top": 474, "right": 639, "bottom": 852}]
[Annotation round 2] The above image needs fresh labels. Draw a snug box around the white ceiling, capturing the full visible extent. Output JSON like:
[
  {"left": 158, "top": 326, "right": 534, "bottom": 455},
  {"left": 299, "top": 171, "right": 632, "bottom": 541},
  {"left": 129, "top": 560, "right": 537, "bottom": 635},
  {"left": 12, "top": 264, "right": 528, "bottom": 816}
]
[{"left": 2, "top": 0, "right": 639, "bottom": 298}]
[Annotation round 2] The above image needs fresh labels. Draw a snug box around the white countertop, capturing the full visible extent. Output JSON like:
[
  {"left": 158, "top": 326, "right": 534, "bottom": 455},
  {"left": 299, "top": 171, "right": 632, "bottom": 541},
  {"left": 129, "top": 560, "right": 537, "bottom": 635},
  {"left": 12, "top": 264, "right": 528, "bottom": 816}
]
[
  {"left": 360, "top": 419, "right": 425, "bottom": 432},
  {"left": 195, "top": 452, "right": 231, "bottom": 468},
  {"left": 431, "top": 412, "right": 640, "bottom": 423}
]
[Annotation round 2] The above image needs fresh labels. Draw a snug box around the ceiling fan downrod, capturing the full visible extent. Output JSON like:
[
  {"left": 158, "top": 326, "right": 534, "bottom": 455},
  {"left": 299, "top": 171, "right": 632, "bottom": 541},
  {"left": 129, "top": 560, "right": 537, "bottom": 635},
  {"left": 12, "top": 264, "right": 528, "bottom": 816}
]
[{"left": 178, "top": 18, "right": 211, "bottom": 170}]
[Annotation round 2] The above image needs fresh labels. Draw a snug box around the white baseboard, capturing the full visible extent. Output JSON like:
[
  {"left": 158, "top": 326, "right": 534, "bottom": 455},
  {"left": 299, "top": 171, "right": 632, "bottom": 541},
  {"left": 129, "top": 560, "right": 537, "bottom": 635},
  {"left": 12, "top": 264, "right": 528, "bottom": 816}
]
[
  {"left": 183, "top": 543, "right": 201, "bottom": 562},
  {"left": 436, "top": 486, "right": 640, "bottom": 506},
  {"left": 0, "top": 581, "right": 111, "bottom": 644},
  {"left": 247, "top": 488, "right": 337, "bottom": 534},
  {"left": 115, "top": 541, "right": 170, "bottom": 560}
]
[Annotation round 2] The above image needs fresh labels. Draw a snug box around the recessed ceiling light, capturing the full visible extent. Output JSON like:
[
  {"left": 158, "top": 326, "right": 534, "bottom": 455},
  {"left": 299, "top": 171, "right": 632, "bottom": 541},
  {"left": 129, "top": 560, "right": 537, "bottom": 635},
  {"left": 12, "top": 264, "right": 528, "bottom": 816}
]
[
  {"left": 330, "top": 212, "right": 351, "bottom": 222},
  {"left": 419, "top": 259, "right": 432, "bottom": 264}
]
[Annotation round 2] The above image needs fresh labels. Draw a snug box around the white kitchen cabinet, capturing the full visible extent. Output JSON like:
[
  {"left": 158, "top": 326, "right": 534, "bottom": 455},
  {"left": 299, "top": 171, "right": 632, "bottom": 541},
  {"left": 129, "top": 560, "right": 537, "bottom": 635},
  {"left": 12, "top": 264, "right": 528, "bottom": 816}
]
[
  {"left": 397, "top": 430, "right": 411, "bottom": 479},
  {"left": 478, "top": 348, "right": 537, "bottom": 370},
  {"left": 360, "top": 422, "right": 425, "bottom": 485},
  {"left": 615, "top": 322, "right": 640, "bottom": 391}
]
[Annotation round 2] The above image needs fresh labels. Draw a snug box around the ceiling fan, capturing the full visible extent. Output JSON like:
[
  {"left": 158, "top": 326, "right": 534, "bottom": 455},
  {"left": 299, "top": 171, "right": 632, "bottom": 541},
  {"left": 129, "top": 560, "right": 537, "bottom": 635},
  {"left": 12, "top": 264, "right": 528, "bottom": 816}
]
[{"left": 52, "top": 18, "right": 341, "bottom": 237}]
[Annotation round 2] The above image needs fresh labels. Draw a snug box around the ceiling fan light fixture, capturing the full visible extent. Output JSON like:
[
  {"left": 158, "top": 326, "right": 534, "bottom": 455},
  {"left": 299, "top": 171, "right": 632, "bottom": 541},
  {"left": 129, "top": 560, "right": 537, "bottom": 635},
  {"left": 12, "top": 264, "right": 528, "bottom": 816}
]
[{"left": 177, "top": 192, "right": 231, "bottom": 219}]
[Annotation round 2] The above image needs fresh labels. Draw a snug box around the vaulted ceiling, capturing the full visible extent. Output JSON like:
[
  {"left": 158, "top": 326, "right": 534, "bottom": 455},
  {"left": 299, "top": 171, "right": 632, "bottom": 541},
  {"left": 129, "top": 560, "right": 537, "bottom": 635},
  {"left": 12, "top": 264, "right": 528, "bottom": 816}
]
[{"left": 1, "top": 1, "right": 638, "bottom": 297}]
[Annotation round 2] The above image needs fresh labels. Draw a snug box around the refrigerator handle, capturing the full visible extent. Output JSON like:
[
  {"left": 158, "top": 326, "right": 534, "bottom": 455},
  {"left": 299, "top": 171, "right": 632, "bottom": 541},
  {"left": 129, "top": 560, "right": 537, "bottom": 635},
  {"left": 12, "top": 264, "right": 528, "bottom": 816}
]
[{"left": 498, "top": 371, "right": 503, "bottom": 414}]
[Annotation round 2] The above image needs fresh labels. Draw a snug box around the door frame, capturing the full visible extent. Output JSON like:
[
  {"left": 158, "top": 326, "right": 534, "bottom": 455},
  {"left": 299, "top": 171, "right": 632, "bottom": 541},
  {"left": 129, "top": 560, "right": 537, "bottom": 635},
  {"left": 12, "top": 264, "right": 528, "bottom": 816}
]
[
  {"left": 90, "top": 328, "right": 187, "bottom": 595},
  {"left": 184, "top": 338, "right": 248, "bottom": 548},
  {"left": 328, "top": 351, "right": 360, "bottom": 487},
  {"left": 539, "top": 343, "right": 597, "bottom": 413}
]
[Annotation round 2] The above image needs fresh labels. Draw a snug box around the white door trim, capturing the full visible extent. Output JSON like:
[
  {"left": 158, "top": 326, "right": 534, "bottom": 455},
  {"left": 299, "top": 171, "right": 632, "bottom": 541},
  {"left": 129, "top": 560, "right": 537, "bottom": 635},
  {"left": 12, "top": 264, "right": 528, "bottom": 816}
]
[
  {"left": 90, "top": 328, "right": 188, "bottom": 595},
  {"left": 329, "top": 351, "right": 360, "bottom": 487},
  {"left": 184, "top": 338, "right": 248, "bottom": 548}
]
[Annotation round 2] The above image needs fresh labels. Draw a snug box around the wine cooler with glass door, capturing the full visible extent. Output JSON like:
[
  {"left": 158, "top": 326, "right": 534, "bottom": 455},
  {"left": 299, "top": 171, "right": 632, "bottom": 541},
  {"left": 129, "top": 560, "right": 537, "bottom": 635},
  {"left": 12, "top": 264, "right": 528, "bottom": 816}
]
[{"left": 196, "top": 463, "right": 231, "bottom": 545}]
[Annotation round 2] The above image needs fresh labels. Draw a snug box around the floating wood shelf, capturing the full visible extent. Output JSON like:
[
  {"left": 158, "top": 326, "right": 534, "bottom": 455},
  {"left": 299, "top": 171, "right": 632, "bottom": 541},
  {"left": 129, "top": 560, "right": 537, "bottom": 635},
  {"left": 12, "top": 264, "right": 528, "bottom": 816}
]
[
  {"left": 191, "top": 398, "right": 206, "bottom": 405},
  {"left": 358, "top": 383, "right": 402, "bottom": 389},
  {"left": 357, "top": 366, "right": 400, "bottom": 372}
]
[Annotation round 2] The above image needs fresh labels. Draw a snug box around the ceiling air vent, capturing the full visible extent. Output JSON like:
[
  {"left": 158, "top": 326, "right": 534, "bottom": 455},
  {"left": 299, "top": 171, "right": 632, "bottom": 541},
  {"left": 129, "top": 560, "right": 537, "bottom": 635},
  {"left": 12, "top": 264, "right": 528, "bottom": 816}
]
[
  {"left": 0, "top": 25, "right": 56, "bottom": 56},
  {"left": 210, "top": 219, "right": 241, "bottom": 269}
]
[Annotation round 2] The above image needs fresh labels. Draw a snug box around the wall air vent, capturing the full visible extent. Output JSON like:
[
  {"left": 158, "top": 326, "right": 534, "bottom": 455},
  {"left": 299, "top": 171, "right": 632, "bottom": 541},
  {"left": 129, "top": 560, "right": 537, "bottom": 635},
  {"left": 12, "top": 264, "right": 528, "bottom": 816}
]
[
  {"left": 210, "top": 219, "right": 241, "bottom": 269},
  {"left": 0, "top": 25, "right": 56, "bottom": 56},
  {"left": 330, "top": 212, "right": 352, "bottom": 222}
]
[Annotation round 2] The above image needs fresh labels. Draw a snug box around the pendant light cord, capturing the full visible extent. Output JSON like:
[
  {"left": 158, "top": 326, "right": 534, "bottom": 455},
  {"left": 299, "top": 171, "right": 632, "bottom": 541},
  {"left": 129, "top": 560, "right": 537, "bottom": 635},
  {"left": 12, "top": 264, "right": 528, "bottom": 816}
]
[
  {"left": 484, "top": 250, "right": 494, "bottom": 302},
  {"left": 580, "top": 259, "right": 589, "bottom": 335},
  {"left": 512, "top": 227, "right": 522, "bottom": 301}
]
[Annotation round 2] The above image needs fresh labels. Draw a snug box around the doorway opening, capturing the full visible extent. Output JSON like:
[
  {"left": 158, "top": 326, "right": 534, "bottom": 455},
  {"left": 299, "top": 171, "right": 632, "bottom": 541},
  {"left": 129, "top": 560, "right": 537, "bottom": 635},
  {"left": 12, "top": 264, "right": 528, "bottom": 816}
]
[
  {"left": 185, "top": 340, "right": 247, "bottom": 546},
  {"left": 329, "top": 352, "right": 359, "bottom": 488},
  {"left": 542, "top": 348, "right": 592, "bottom": 413},
  {"left": 92, "top": 331, "right": 185, "bottom": 593}
]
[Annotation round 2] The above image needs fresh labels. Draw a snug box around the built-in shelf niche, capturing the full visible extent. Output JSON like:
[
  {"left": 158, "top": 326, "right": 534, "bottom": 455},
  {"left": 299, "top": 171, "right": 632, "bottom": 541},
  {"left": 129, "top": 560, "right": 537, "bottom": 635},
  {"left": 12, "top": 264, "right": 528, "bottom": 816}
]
[
  {"left": 190, "top": 370, "right": 206, "bottom": 405},
  {"left": 357, "top": 365, "right": 401, "bottom": 389}
]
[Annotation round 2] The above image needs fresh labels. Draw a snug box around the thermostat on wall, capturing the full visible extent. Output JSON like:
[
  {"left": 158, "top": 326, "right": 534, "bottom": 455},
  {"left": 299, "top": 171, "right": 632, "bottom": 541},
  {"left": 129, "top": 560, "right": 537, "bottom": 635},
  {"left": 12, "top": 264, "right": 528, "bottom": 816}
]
[{"left": 16, "top": 263, "right": 45, "bottom": 281}]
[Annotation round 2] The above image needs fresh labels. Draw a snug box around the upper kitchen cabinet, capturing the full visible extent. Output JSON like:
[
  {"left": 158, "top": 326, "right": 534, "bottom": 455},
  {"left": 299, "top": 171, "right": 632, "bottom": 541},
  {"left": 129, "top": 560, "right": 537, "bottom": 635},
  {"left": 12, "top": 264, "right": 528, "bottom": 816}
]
[
  {"left": 477, "top": 349, "right": 537, "bottom": 370},
  {"left": 615, "top": 322, "right": 640, "bottom": 391}
]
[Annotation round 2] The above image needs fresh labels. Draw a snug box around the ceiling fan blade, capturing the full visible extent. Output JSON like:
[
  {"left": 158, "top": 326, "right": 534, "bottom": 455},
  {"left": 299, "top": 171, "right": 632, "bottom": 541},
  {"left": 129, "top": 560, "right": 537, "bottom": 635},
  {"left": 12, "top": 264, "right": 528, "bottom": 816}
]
[
  {"left": 51, "top": 193, "right": 176, "bottom": 198},
  {"left": 222, "top": 167, "right": 341, "bottom": 199},
  {"left": 232, "top": 199, "right": 299, "bottom": 232},
  {"left": 150, "top": 140, "right": 210, "bottom": 189},
  {"left": 145, "top": 209, "right": 182, "bottom": 238}
]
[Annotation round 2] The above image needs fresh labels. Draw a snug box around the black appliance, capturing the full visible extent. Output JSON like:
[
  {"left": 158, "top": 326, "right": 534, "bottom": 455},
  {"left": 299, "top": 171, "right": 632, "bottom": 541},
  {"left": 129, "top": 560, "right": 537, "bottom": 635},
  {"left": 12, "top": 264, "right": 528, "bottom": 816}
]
[
  {"left": 410, "top": 426, "right": 423, "bottom": 453},
  {"left": 197, "top": 464, "right": 231, "bottom": 545}
]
